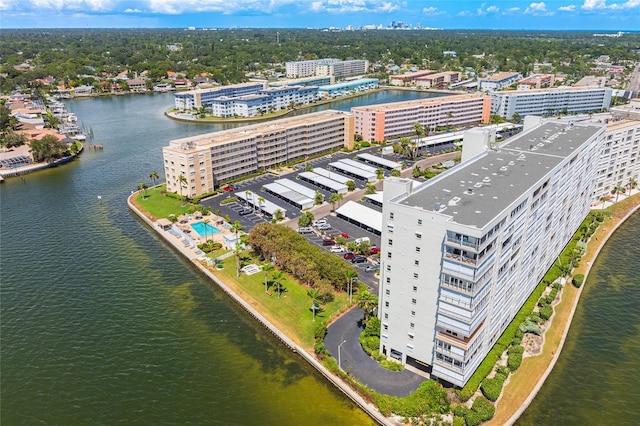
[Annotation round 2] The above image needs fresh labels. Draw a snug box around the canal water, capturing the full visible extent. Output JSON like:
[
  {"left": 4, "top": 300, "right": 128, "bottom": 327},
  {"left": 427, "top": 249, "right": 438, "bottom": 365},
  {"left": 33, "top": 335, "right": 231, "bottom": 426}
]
[
  {"left": 0, "top": 90, "right": 440, "bottom": 425},
  {"left": 516, "top": 210, "right": 640, "bottom": 425}
]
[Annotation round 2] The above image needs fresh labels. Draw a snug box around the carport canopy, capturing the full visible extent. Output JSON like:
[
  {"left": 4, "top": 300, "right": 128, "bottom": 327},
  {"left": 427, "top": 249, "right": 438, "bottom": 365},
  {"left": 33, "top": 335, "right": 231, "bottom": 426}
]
[
  {"left": 299, "top": 172, "right": 348, "bottom": 194},
  {"left": 236, "top": 189, "right": 288, "bottom": 218},
  {"left": 355, "top": 152, "right": 402, "bottom": 171},
  {"left": 336, "top": 201, "right": 382, "bottom": 234},
  {"left": 313, "top": 167, "right": 351, "bottom": 184}
]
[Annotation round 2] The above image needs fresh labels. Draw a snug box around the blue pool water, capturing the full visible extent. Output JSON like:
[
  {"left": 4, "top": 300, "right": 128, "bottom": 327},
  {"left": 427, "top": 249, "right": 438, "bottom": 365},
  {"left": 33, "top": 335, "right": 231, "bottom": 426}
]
[{"left": 191, "top": 221, "right": 221, "bottom": 238}]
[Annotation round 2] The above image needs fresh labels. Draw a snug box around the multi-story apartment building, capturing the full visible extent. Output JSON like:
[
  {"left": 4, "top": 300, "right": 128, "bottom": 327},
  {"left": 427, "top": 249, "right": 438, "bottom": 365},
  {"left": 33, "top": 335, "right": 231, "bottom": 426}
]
[
  {"left": 378, "top": 119, "right": 605, "bottom": 387},
  {"left": 352, "top": 94, "right": 491, "bottom": 142},
  {"left": 162, "top": 110, "right": 354, "bottom": 198},
  {"left": 174, "top": 82, "right": 265, "bottom": 110},
  {"left": 317, "top": 78, "right": 379, "bottom": 98},
  {"left": 592, "top": 118, "right": 640, "bottom": 201},
  {"left": 285, "top": 59, "right": 339, "bottom": 78},
  {"left": 389, "top": 70, "right": 435, "bottom": 86},
  {"left": 490, "top": 87, "right": 612, "bottom": 120},
  {"left": 516, "top": 74, "right": 555, "bottom": 90},
  {"left": 315, "top": 60, "right": 369, "bottom": 78},
  {"left": 207, "top": 86, "right": 321, "bottom": 118},
  {"left": 478, "top": 72, "right": 523, "bottom": 92},
  {"left": 415, "top": 72, "right": 462, "bottom": 89}
]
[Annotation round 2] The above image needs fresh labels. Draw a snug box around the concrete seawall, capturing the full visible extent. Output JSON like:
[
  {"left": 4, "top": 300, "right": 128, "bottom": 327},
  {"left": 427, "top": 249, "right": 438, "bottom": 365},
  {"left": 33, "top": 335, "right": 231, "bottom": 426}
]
[{"left": 127, "top": 192, "right": 394, "bottom": 426}]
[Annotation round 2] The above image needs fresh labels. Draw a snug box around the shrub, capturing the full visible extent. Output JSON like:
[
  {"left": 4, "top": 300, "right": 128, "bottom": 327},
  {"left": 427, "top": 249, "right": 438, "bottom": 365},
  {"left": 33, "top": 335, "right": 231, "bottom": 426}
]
[
  {"left": 464, "top": 409, "right": 483, "bottom": 426},
  {"left": 453, "top": 416, "right": 466, "bottom": 426},
  {"left": 512, "top": 337, "right": 522, "bottom": 346},
  {"left": 519, "top": 318, "right": 542, "bottom": 335},
  {"left": 472, "top": 396, "right": 496, "bottom": 421},
  {"left": 509, "top": 345, "right": 524, "bottom": 355},
  {"left": 313, "top": 323, "right": 327, "bottom": 340},
  {"left": 539, "top": 305, "right": 553, "bottom": 321},
  {"left": 480, "top": 376, "right": 504, "bottom": 402},
  {"left": 314, "top": 341, "right": 326, "bottom": 356},
  {"left": 380, "top": 359, "right": 404, "bottom": 371},
  {"left": 507, "top": 351, "right": 523, "bottom": 371},
  {"left": 359, "top": 141, "right": 371, "bottom": 147},
  {"left": 496, "top": 365, "right": 511, "bottom": 376},
  {"left": 220, "top": 197, "right": 237, "bottom": 205},
  {"left": 572, "top": 274, "right": 585, "bottom": 288}
]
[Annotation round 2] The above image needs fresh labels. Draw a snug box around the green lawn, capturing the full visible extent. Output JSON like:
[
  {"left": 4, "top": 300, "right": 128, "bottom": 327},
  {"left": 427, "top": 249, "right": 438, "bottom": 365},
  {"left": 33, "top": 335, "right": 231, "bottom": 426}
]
[
  {"left": 132, "top": 186, "right": 193, "bottom": 220},
  {"left": 214, "top": 254, "right": 351, "bottom": 349}
]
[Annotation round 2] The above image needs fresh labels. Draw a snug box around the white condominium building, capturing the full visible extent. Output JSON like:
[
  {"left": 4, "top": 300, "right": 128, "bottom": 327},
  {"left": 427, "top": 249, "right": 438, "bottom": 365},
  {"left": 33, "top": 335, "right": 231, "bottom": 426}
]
[
  {"left": 352, "top": 94, "right": 491, "bottom": 142},
  {"left": 162, "top": 110, "right": 354, "bottom": 198},
  {"left": 490, "top": 87, "right": 612, "bottom": 120},
  {"left": 378, "top": 120, "right": 605, "bottom": 387},
  {"left": 478, "top": 72, "right": 522, "bottom": 92},
  {"left": 285, "top": 58, "right": 339, "bottom": 78},
  {"left": 315, "top": 60, "right": 369, "bottom": 78},
  {"left": 592, "top": 118, "right": 640, "bottom": 201},
  {"left": 174, "top": 82, "right": 265, "bottom": 110}
]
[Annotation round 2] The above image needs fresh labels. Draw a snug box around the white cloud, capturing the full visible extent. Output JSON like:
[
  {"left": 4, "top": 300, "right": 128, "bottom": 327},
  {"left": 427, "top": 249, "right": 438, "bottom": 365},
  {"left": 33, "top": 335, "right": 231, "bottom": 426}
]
[
  {"left": 124, "top": 7, "right": 141, "bottom": 12},
  {"left": 457, "top": 10, "right": 473, "bottom": 17},
  {"left": 558, "top": 4, "right": 577, "bottom": 11},
  {"left": 309, "top": 0, "right": 399, "bottom": 14},
  {"left": 486, "top": 5, "right": 499, "bottom": 13},
  {"left": 609, "top": 0, "right": 640, "bottom": 9},
  {"left": 422, "top": 6, "right": 444, "bottom": 15},
  {"left": 581, "top": 0, "right": 607, "bottom": 9},
  {"left": 524, "top": 1, "right": 554, "bottom": 14},
  {"left": 502, "top": 6, "right": 520, "bottom": 14}
]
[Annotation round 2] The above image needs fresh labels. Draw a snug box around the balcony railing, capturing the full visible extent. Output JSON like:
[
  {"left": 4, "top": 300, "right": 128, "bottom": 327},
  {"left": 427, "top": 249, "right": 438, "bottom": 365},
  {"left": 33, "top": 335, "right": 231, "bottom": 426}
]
[{"left": 444, "top": 251, "right": 477, "bottom": 266}]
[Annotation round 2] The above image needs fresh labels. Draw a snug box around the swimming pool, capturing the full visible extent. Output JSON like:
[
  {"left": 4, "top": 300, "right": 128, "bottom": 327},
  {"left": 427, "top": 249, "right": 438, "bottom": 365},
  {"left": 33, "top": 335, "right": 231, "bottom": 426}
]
[{"left": 191, "top": 221, "right": 222, "bottom": 238}]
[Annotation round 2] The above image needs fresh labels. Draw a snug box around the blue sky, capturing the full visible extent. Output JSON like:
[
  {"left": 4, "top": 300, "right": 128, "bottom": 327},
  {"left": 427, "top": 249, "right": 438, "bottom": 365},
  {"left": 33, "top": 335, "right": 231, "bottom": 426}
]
[{"left": 1, "top": 0, "right": 639, "bottom": 30}]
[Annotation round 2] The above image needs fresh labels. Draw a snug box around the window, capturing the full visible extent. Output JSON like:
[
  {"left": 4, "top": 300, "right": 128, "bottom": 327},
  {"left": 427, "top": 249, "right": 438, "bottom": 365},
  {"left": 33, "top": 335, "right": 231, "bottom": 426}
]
[
  {"left": 411, "top": 298, "right": 417, "bottom": 305},
  {"left": 416, "top": 247, "right": 421, "bottom": 253},
  {"left": 410, "top": 322, "right": 415, "bottom": 329},
  {"left": 387, "top": 252, "right": 392, "bottom": 259},
  {"left": 413, "top": 273, "right": 419, "bottom": 279},
  {"left": 383, "top": 324, "right": 388, "bottom": 331},
  {"left": 384, "top": 313, "right": 389, "bottom": 319},
  {"left": 408, "top": 333, "right": 414, "bottom": 340},
  {"left": 386, "top": 277, "right": 391, "bottom": 284},
  {"left": 385, "top": 301, "right": 389, "bottom": 308},
  {"left": 386, "top": 264, "right": 391, "bottom": 272},
  {"left": 414, "top": 260, "right": 419, "bottom": 266},
  {"left": 388, "top": 239, "right": 393, "bottom": 246},
  {"left": 389, "top": 212, "right": 394, "bottom": 219},
  {"left": 413, "top": 286, "right": 417, "bottom": 292},
  {"left": 411, "top": 310, "right": 416, "bottom": 316},
  {"left": 417, "top": 219, "right": 423, "bottom": 225},
  {"left": 385, "top": 289, "right": 390, "bottom": 295},
  {"left": 415, "top": 233, "right": 422, "bottom": 240}
]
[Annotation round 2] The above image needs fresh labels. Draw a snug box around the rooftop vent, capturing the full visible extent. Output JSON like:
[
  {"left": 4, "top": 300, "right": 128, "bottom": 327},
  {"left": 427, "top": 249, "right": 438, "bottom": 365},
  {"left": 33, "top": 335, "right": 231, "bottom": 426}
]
[{"left": 465, "top": 188, "right": 474, "bottom": 195}]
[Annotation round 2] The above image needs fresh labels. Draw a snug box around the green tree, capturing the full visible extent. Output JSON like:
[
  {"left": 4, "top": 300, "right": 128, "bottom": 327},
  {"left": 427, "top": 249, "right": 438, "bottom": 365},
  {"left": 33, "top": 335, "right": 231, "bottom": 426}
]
[
  {"left": 329, "top": 192, "right": 341, "bottom": 211},
  {"left": 177, "top": 174, "right": 187, "bottom": 202},
  {"left": 376, "top": 168, "right": 384, "bottom": 180},
  {"left": 357, "top": 288, "right": 378, "bottom": 322},
  {"left": 271, "top": 269, "right": 285, "bottom": 298},
  {"left": 274, "top": 208, "right": 284, "bottom": 222},
  {"left": 365, "top": 183, "right": 377, "bottom": 195},
  {"left": 413, "top": 121, "right": 425, "bottom": 138},
  {"left": 261, "top": 262, "right": 274, "bottom": 294},
  {"left": 314, "top": 190, "right": 324, "bottom": 206},
  {"left": 627, "top": 177, "right": 637, "bottom": 194},
  {"left": 149, "top": 170, "right": 159, "bottom": 186},
  {"left": 29, "top": 134, "right": 69, "bottom": 163},
  {"left": 346, "top": 180, "right": 356, "bottom": 191},
  {"left": 137, "top": 182, "right": 149, "bottom": 199},
  {"left": 298, "top": 211, "right": 315, "bottom": 227},
  {"left": 412, "top": 165, "right": 422, "bottom": 178},
  {"left": 391, "top": 169, "right": 401, "bottom": 177},
  {"left": 202, "top": 218, "right": 210, "bottom": 242},
  {"left": 0, "top": 131, "right": 27, "bottom": 148},
  {"left": 358, "top": 240, "right": 371, "bottom": 256}
]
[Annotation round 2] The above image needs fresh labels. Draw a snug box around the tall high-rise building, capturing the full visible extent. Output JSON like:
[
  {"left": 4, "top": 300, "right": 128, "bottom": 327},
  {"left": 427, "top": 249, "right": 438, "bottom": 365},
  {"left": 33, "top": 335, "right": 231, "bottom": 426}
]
[{"left": 378, "top": 119, "right": 605, "bottom": 387}]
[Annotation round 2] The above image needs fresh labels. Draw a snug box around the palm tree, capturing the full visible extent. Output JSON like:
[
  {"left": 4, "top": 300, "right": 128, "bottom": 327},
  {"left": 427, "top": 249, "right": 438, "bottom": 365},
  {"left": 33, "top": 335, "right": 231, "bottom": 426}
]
[
  {"left": 262, "top": 262, "right": 274, "bottom": 294},
  {"left": 274, "top": 209, "right": 284, "bottom": 222},
  {"left": 346, "top": 180, "right": 356, "bottom": 192},
  {"left": 202, "top": 218, "right": 210, "bottom": 242},
  {"left": 257, "top": 195, "right": 265, "bottom": 214},
  {"left": 599, "top": 196, "right": 608, "bottom": 209},
  {"left": 376, "top": 168, "right": 384, "bottom": 180},
  {"left": 177, "top": 174, "right": 187, "bottom": 204},
  {"left": 611, "top": 185, "right": 625, "bottom": 203},
  {"left": 314, "top": 190, "right": 323, "bottom": 206},
  {"left": 329, "top": 192, "right": 340, "bottom": 211},
  {"left": 335, "top": 192, "right": 344, "bottom": 208},
  {"left": 271, "top": 269, "right": 285, "bottom": 298},
  {"left": 413, "top": 122, "right": 425, "bottom": 138},
  {"left": 627, "top": 177, "right": 637, "bottom": 195},
  {"left": 345, "top": 269, "right": 358, "bottom": 304},
  {"left": 245, "top": 189, "right": 252, "bottom": 209},
  {"left": 357, "top": 289, "right": 378, "bottom": 322},
  {"left": 412, "top": 165, "right": 422, "bottom": 178},
  {"left": 149, "top": 170, "right": 159, "bottom": 186}
]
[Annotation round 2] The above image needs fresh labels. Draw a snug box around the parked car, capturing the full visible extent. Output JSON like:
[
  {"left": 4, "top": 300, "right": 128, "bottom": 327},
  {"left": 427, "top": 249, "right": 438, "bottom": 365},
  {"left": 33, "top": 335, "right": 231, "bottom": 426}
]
[
  {"left": 316, "top": 223, "right": 332, "bottom": 230},
  {"left": 322, "top": 238, "right": 335, "bottom": 246},
  {"left": 365, "top": 265, "right": 379, "bottom": 273},
  {"left": 312, "top": 219, "right": 328, "bottom": 228},
  {"left": 355, "top": 237, "right": 370, "bottom": 245},
  {"left": 298, "top": 227, "right": 314, "bottom": 234},
  {"left": 341, "top": 233, "right": 349, "bottom": 238},
  {"left": 351, "top": 256, "right": 367, "bottom": 264},
  {"left": 343, "top": 252, "right": 355, "bottom": 259},
  {"left": 222, "top": 185, "right": 234, "bottom": 192},
  {"left": 329, "top": 245, "right": 344, "bottom": 253},
  {"left": 370, "top": 247, "right": 380, "bottom": 255},
  {"left": 238, "top": 208, "right": 253, "bottom": 216}
]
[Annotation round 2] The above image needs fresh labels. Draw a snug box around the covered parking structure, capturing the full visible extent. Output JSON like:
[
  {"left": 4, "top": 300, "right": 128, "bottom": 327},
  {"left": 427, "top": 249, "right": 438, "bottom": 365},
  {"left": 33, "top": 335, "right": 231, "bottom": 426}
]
[
  {"left": 237, "top": 189, "right": 288, "bottom": 218},
  {"left": 355, "top": 152, "right": 402, "bottom": 171},
  {"left": 335, "top": 201, "right": 382, "bottom": 235},
  {"left": 328, "top": 160, "right": 377, "bottom": 183},
  {"left": 262, "top": 182, "right": 314, "bottom": 210},
  {"left": 275, "top": 178, "right": 320, "bottom": 201},
  {"left": 312, "top": 167, "right": 351, "bottom": 184},
  {"left": 298, "top": 171, "right": 348, "bottom": 194}
]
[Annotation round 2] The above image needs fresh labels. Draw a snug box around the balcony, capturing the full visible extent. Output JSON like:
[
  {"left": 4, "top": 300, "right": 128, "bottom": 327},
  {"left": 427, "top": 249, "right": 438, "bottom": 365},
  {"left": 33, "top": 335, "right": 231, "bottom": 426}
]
[{"left": 444, "top": 251, "right": 478, "bottom": 266}]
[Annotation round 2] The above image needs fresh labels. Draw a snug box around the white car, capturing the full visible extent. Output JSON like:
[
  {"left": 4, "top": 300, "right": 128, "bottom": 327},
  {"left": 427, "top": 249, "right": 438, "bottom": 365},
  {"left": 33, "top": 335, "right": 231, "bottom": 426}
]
[
  {"left": 329, "top": 245, "right": 344, "bottom": 253},
  {"left": 312, "top": 219, "right": 329, "bottom": 228},
  {"left": 316, "top": 223, "right": 332, "bottom": 230}
]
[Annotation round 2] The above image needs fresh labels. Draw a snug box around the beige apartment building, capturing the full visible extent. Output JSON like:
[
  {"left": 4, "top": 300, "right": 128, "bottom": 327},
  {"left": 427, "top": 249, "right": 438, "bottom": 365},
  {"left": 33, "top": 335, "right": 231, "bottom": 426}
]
[
  {"left": 163, "top": 110, "right": 354, "bottom": 198},
  {"left": 352, "top": 94, "right": 491, "bottom": 143}
]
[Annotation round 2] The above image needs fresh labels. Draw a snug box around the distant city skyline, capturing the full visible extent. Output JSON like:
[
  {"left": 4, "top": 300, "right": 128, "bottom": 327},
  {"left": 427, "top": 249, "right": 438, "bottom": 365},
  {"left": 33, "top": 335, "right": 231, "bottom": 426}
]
[{"left": 2, "top": 0, "right": 640, "bottom": 31}]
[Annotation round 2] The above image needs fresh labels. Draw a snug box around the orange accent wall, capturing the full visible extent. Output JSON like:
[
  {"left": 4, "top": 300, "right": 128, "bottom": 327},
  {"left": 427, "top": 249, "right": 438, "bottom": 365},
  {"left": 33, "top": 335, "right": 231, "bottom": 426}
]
[
  {"left": 375, "top": 111, "right": 386, "bottom": 142},
  {"left": 481, "top": 96, "right": 492, "bottom": 124}
]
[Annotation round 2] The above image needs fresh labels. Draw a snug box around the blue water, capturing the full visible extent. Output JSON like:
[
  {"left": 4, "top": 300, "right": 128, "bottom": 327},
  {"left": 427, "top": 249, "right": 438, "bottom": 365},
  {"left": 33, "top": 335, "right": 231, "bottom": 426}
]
[{"left": 191, "top": 221, "right": 222, "bottom": 238}]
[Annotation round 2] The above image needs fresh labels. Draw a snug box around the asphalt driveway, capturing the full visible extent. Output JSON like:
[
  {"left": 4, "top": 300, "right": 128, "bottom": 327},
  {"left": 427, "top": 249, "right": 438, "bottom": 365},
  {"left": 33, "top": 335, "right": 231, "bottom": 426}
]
[{"left": 324, "top": 307, "right": 426, "bottom": 397}]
